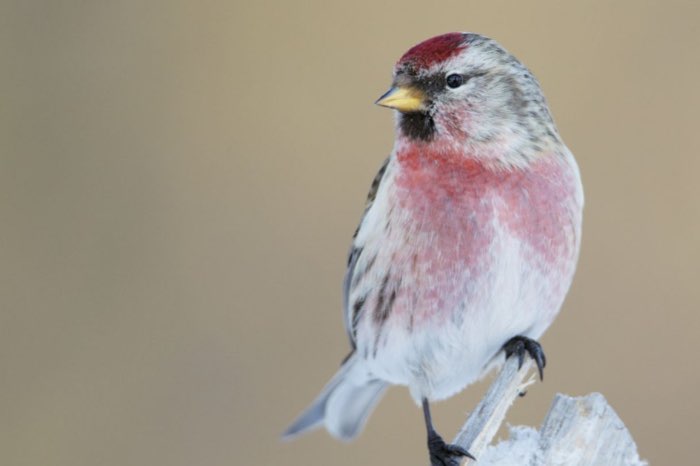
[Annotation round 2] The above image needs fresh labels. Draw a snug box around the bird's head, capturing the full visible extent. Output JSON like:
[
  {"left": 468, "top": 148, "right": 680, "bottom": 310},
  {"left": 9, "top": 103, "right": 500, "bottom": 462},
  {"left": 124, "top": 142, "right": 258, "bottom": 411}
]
[{"left": 376, "top": 33, "right": 561, "bottom": 168}]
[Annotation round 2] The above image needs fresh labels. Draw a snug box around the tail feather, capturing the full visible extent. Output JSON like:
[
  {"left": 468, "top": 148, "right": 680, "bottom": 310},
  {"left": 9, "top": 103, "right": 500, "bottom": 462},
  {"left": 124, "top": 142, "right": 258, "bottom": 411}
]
[{"left": 283, "top": 356, "right": 387, "bottom": 441}]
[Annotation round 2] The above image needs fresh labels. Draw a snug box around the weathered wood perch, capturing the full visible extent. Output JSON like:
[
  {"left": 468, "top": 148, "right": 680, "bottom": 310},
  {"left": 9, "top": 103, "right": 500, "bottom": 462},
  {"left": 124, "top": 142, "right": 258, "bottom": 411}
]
[{"left": 451, "top": 356, "right": 647, "bottom": 465}]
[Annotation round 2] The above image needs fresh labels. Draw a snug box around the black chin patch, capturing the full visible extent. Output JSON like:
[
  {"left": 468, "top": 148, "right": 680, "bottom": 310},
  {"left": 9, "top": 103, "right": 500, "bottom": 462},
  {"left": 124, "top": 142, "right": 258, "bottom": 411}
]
[{"left": 399, "top": 112, "right": 436, "bottom": 141}]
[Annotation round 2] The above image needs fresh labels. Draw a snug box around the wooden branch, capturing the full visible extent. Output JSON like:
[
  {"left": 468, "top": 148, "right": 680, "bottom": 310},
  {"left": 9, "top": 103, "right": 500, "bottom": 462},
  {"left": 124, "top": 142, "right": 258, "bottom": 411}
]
[
  {"left": 535, "top": 393, "right": 647, "bottom": 465},
  {"left": 452, "top": 355, "right": 537, "bottom": 462},
  {"left": 447, "top": 355, "right": 646, "bottom": 465}
]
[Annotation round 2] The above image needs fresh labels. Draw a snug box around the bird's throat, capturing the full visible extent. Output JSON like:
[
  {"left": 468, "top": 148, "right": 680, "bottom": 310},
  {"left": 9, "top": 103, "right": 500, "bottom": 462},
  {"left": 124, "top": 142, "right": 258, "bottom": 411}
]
[
  {"left": 399, "top": 112, "right": 436, "bottom": 142},
  {"left": 395, "top": 142, "right": 488, "bottom": 179}
]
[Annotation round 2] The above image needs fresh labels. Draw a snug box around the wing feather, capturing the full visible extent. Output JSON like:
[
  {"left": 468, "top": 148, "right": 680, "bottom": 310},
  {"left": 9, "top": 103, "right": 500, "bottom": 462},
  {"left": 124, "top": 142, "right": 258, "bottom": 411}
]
[{"left": 342, "top": 157, "right": 390, "bottom": 346}]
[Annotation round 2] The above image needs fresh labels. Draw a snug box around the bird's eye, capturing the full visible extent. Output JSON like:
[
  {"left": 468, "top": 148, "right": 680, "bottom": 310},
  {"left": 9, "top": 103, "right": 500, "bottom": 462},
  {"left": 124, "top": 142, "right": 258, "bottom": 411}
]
[{"left": 446, "top": 74, "right": 464, "bottom": 89}]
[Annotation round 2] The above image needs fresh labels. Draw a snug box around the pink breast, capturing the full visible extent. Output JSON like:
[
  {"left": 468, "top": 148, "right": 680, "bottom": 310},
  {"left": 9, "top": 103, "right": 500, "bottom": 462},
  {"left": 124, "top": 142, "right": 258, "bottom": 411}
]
[
  {"left": 388, "top": 147, "right": 578, "bottom": 322},
  {"left": 395, "top": 146, "right": 576, "bottom": 262}
]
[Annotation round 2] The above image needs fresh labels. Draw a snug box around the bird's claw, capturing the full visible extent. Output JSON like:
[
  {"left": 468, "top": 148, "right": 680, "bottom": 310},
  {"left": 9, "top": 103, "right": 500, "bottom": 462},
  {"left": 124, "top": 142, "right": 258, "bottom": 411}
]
[
  {"left": 428, "top": 430, "right": 474, "bottom": 466},
  {"left": 503, "top": 336, "right": 547, "bottom": 381}
]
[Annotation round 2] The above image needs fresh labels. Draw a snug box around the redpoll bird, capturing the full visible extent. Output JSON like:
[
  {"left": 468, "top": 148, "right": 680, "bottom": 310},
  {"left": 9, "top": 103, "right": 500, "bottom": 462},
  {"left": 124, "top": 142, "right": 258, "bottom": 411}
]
[{"left": 284, "top": 32, "right": 583, "bottom": 465}]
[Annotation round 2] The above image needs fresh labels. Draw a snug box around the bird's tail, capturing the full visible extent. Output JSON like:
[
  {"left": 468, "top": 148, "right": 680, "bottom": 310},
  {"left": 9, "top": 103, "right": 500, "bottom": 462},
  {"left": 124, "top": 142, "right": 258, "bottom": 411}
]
[{"left": 282, "top": 353, "right": 388, "bottom": 441}]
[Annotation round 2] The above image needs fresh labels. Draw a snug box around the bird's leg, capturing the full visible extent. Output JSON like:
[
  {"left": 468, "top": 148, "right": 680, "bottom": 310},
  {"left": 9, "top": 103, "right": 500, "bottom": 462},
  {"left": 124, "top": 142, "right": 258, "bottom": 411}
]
[
  {"left": 422, "top": 398, "right": 474, "bottom": 466},
  {"left": 502, "top": 336, "right": 547, "bottom": 381}
]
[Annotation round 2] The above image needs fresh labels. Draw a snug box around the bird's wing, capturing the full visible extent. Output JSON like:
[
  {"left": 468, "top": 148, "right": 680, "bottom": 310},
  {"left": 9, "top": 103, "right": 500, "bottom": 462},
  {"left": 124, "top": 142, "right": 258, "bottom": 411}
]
[{"left": 342, "top": 156, "right": 390, "bottom": 347}]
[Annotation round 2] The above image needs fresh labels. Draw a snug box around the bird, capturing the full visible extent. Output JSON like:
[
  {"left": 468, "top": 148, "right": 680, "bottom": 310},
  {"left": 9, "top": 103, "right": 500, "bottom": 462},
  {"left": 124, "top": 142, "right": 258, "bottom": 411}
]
[{"left": 283, "top": 32, "right": 583, "bottom": 466}]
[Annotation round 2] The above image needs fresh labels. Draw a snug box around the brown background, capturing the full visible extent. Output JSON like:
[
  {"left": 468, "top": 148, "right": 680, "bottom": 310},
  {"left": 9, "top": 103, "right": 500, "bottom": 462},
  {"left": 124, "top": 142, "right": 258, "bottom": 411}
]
[{"left": 2, "top": 1, "right": 699, "bottom": 465}]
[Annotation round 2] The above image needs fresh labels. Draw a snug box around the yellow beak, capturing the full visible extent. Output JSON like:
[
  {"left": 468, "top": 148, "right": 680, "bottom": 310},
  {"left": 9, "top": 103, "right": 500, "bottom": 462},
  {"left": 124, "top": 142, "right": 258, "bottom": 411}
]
[{"left": 375, "top": 86, "right": 427, "bottom": 112}]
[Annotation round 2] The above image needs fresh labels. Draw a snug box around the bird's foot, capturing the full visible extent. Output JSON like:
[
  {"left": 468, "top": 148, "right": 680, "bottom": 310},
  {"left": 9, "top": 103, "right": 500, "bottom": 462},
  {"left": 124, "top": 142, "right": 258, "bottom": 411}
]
[
  {"left": 503, "top": 336, "right": 546, "bottom": 381},
  {"left": 427, "top": 430, "right": 474, "bottom": 466}
]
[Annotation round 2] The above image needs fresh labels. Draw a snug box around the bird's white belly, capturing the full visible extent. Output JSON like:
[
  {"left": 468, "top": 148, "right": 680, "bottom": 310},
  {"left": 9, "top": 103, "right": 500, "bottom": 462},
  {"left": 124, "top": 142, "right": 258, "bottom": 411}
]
[{"left": 360, "top": 227, "right": 563, "bottom": 403}]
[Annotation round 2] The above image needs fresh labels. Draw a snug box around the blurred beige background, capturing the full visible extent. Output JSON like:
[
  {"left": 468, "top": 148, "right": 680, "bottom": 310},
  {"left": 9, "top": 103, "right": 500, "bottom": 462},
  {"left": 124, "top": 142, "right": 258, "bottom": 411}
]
[{"left": 2, "top": 1, "right": 699, "bottom": 465}]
